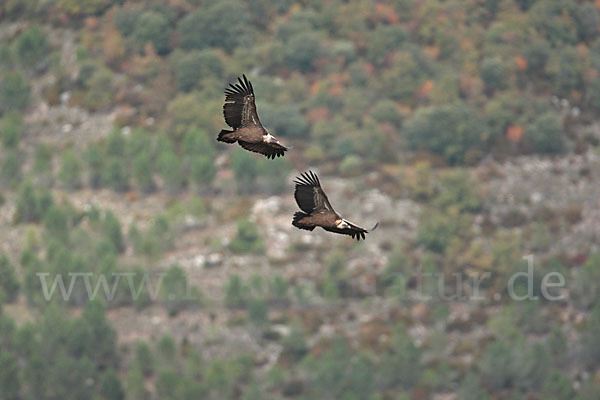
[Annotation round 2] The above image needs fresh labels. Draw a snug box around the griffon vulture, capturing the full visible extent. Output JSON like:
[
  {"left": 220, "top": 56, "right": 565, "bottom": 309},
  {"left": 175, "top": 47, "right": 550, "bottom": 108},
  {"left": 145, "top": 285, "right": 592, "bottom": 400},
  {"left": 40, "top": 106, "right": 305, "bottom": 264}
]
[
  {"left": 292, "top": 171, "right": 379, "bottom": 241},
  {"left": 217, "top": 74, "right": 291, "bottom": 159}
]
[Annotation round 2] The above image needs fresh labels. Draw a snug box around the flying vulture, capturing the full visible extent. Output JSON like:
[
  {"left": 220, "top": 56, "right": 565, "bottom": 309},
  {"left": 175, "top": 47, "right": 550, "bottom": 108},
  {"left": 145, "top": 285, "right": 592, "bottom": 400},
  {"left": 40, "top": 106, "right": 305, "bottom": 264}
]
[
  {"left": 292, "top": 171, "right": 379, "bottom": 241},
  {"left": 217, "top": 74, "right": 291, "bottom": 159}
]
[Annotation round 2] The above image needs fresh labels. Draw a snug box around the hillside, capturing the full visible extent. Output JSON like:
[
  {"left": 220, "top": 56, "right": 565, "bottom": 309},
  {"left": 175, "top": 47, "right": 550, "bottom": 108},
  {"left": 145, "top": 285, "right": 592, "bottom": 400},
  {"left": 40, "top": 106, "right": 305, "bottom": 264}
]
[{"left": 1, "top": 1, "right": 600, "bottom": 399}]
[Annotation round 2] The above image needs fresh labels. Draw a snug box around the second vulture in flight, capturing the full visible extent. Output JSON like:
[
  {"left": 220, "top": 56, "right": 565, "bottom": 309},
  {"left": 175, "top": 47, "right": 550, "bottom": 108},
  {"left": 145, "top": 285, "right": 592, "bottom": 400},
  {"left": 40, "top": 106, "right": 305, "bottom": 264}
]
[
  {"left": 217, "top": 74, "right": 291, "bottom": 159},
  {"left": 292, "top": 171, "right": 379, "bottom": 241}
]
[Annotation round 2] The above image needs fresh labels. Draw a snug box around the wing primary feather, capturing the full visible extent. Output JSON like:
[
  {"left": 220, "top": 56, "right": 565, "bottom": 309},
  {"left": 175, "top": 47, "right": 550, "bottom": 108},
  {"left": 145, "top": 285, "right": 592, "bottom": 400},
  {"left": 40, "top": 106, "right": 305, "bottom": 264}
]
[
  {"left": 303, "top": 171, "right": 315, "bottom": 186},
  {"left": 224, "top": 76, "right": 254, "bottom": 98},
  {"left": 243, "top": 74, "right": 253, "bottom": 95},
  {"left": 294, "top": 171, "right": 320, "bottom": 189},
  {"left": 310, "top": 171, "right": 319, "bottom": 187}
]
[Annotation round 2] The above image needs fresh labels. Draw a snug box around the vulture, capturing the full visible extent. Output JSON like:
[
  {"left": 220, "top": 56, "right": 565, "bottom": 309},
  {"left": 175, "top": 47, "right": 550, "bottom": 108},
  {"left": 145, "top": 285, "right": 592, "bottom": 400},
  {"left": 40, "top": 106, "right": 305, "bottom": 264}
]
[
  {"left": 217, "top": 74, "right": 291, "bottom": 159},
  {"left": 292, "top": 171, "right": 379, "bottom": 241}
]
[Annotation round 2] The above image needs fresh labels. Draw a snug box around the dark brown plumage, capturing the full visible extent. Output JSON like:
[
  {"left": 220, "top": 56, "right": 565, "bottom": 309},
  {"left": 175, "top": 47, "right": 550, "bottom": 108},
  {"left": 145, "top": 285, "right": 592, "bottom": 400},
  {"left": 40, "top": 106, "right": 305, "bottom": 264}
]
[
  {"left": 292, "top": 171, "right": 379, "bottom": 241},
  {"left": 217, "top": 74, "right": 291, "bottom": 159}
]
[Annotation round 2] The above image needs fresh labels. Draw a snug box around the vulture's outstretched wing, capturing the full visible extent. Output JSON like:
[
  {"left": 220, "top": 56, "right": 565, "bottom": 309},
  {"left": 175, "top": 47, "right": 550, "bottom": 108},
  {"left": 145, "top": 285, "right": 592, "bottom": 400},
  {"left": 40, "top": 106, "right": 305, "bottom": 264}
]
[
  {"left": 223, "top": 75, "right": 261, "bottom": 129},
  {"left": 239, "top": 141, "right": 288, "bottom": 159},
  {"left": 325, "top": 221, "right": 379, "bottom": 241},
  {"left": 293, "top": 171, "right": 335, "bottom": 214}
]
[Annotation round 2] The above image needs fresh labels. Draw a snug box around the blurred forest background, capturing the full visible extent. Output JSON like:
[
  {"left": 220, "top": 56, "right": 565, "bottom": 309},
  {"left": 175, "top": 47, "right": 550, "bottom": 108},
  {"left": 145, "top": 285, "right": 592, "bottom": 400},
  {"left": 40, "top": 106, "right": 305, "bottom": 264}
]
[{"left": 1, "top": 0, "right": 600, "bottom": 399}]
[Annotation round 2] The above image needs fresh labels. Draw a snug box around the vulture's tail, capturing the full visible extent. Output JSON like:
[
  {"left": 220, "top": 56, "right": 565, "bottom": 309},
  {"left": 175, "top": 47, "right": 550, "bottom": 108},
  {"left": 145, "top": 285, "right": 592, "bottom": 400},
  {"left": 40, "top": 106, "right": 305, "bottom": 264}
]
[
  {"left": 292, "top": 212, "right": 315, "bottom": 231},
  {"left": 217, "top": 129, "right": 236, "bottom": 143}
]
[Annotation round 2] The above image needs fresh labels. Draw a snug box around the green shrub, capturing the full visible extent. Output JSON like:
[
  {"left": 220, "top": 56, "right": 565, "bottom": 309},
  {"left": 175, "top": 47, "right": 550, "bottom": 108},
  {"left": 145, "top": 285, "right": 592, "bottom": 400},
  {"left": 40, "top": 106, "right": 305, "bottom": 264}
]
[
  {"left": 571, "top": 253, "right": 600, "bottom": 309},
  {"left": 0, "top": 352, "right": 20, "bottom": 400},
  {"left": 366, "top": 25, "right": 406, "bottom": 66},
  {"left": 528, "top": 1, "right": 578, "bottom": 45},
  {"left": 586, "top": 78, "right": 600, "bottom": 113},
  {"left": 281, "top": 319, "right": 308, "bottom": 360},
  {"left": 230, "top": 219, "right": 264, "bottom": 254},
  {"left": 33, "top": 143, "right": 52, "bottom": 181},
  {"left": 303, "top": 337, "right": 376, "bottom": 399},
  {"left": 339, "top": 154, "right": 362, "bottom": 175},
  {"left": 178, "top": 0, "right": 252, "bottom": 52},
  {"left": 82, "top": 144, "right": 104, "bottom": 188},
  {"left": 102, "top": 158, "right": 130, "bottom": 192},
  {"left": 479, "top": 340, "right": 516, "bottom": 390},
  {"left": 132, "top": 11, "right": 171, "bottom": 54},
  {"left": 1, "top": 150, "right": 21, "bottom": 186},
  {"left": 115, "top": 7, "right": 142, "bottom": 36},
  {"left": 131, "top": 216, "right": 172, "bottom": 258},
  {"left": 257, "top": 156, "right": 290, "bottom": 194},
  {"left": 433, "top": 170, "right": 482, "bottom": 213},
  {"left": 457, "top": 374, "right": 491, "bottom": 400},
  {"left": 479, "top": 57, "right": 507, "bottom": 91},
  {"left": 580, "top": 380, "right": 600, "bottom": 400},
  {"left": 161, "top": 265, "right": 200, "bottom": 316},
  {"left": 285, "top": 32, "right": 321, "bottom": 72},
  {"left": 581, "top": 304, "right": 600, "bottom": 367},
  {"left": 0, "top": 253, "right": 20, "bottom": 303},
  {"left": 381, "top": 50, "right": 431, "bottom": 102},
  {"left": 0, "top": 71, "right": 30, "bottom": 111},
  {"left": 370, "top": 100, "right": 403, "bottom": 127},
  {"left": 125, "top": 128, "right": 153, "bottom": 158},
  {"left": 231, "top": 148, "right": 258, "bottom": 194},
  {"left": 165, "top": 94, "right": 211, "bottom": 142},
  {"left": 546, "top": 325, "right": 567, "bottom": 366},
  {"left": 20, "top": 248, "right": 43, "bottom": 306},
  {"left": 0, "top": 44, "right": 14, "bottom": 69},
  {"left": 132, "top": 152, "right": 155, "bottom": 193},
  {"left": 57, "top": 0, "right": 111, "bottom": 16},
  {"left": 541, "top": 371, "right": 575, "bottom": 399},
  {"left": 103, "top": 211, "right": 124, "bottom": 253},
  {"left": 552, "top": 46, "right": 584, "bottom": 97},
  {"left": 577, "top": 2, "right": 600, "bottom": 42},
  {"left": 225, "top": 275, "right": 248, "bottom": 308},
  {"left": 382, "top": 244, "right": 409, "bottom": 289},
  {"left": 106, "top": 130, "right": 125, "bottom": 157},
  {"left": 247, "top": 298, "right": 268, "bottom": 327},
  {"left": 174, "top": 49, "right": 223, "bottom": 92},
  {"left": 43, "top": 205, "right": 69, "bottom": 242},
  {"left": 276, "top": 9, "right": 322, "bottom": 42},
  {"left": 14, "top": 26, "right": 48, "bottom": 67},
  {"left": 1, "top": 111, "right": 23, "bottom": 148},
  {"left": 100, "top": 369, "right": 125, "bottom": 400},
  {"left": 267, "top": 275, "right": 288, "bottom": 303},
  {"left": 157, "top": 147, "right": 185, "bottom": 193},
  {"left": 182, "top": 129, "right": 214, "bottom": 157},
  {"left": 15, "top": 181, "right": 53, "bottom": 223},
  {"left": 58, "top": 149, "right": 82, "bottom": 190},
  {"left": 417, "top": 211, "right": 471, "bottom": 253},
  {"left": 524, "top": 39, "right": 551, "bottom": 74},
  {"left": 135, "top": 342, "right": 154, "bottom": 377},
  {"left": 378, "top": 324, "right": 422, "bottom": 390},
  {"left": 310, "top": 118, "right": 342, "bottom": 148},
  {"left": 404, "top": 103, "right": 484, "bottom": 165},
  {"left": 524, "top": 112, "right": 564, "bottom": 154},
  {"left": 82, "top": 68, "right": 115, "bottom": 111},
  {"left": 430, "top": 73, "right": 460, "bottom": 104},
  {"left": 190, "top": 156, "right": 215, "bottom": 190}
]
